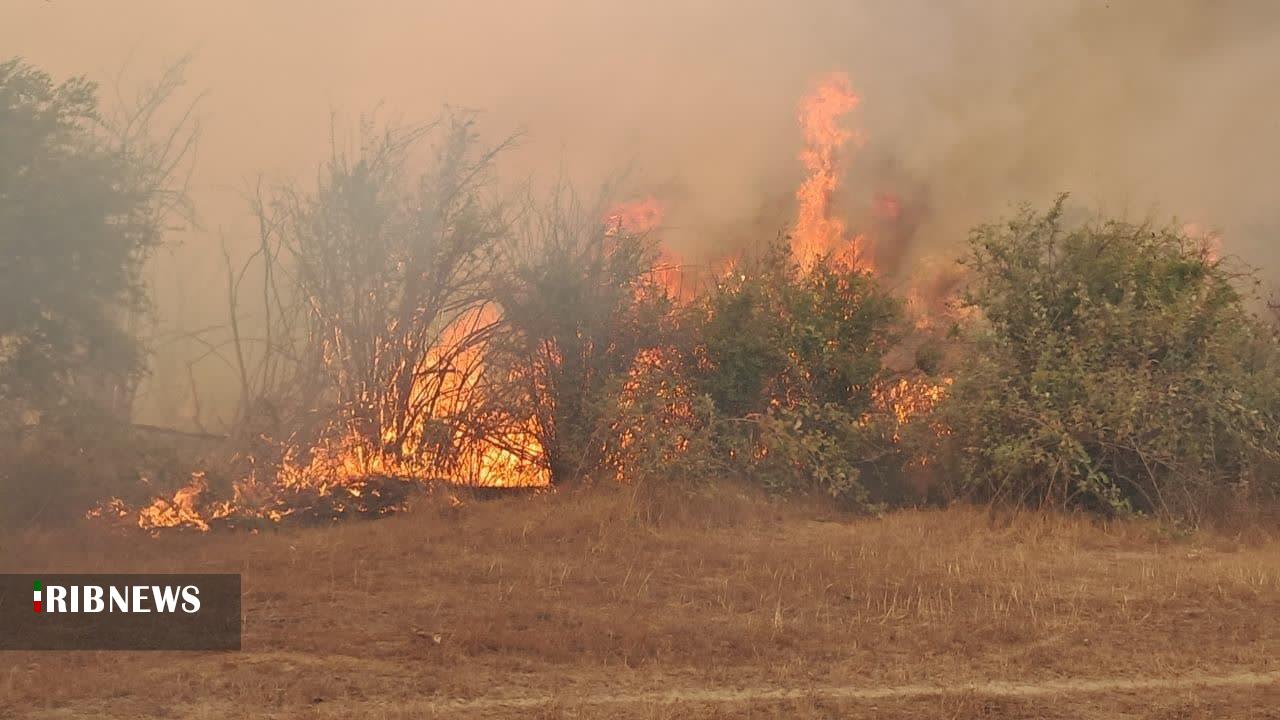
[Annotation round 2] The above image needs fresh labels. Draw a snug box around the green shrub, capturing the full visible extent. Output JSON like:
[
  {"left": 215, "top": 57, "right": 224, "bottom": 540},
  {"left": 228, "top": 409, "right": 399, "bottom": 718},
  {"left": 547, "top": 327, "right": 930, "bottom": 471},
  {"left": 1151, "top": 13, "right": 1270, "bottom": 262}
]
[
  {"left": 686, "top": 241, "right": 900, "bottom": 417},
  {"left": 622, "top": 240, "right": 907, "bottom": 507},
  {"left": 941, "top": 198, "right": 1280, "bottom": 520}
]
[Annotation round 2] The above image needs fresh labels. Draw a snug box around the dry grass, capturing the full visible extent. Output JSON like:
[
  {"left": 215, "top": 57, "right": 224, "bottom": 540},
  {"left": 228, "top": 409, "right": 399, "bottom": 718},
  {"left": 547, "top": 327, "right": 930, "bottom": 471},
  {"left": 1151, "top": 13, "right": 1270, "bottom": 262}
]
[{"left": 2, "top": 483, "right": 1279, "bottom": 718}]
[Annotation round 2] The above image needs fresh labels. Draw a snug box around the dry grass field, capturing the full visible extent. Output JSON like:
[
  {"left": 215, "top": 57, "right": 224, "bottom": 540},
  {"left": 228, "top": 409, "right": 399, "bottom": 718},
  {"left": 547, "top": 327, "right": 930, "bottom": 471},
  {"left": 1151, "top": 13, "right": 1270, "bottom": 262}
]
[{"left": 3, "top": 485, "right": 1279, "bottom": 719}]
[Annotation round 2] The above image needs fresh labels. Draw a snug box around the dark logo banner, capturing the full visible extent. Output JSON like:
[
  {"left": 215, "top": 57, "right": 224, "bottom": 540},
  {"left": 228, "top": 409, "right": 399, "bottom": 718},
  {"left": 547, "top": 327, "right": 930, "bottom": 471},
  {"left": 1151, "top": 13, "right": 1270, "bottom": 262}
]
[{"left": 0, "top": 573, "right": 241, "bottom": 650}]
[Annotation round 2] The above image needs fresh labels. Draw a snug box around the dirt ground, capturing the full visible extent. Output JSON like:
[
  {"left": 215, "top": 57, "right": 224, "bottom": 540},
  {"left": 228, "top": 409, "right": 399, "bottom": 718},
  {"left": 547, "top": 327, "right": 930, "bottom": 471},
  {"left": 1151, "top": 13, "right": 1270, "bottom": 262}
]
[{"left": 2, "top": 485, "right": 1278, "bottom": 719}]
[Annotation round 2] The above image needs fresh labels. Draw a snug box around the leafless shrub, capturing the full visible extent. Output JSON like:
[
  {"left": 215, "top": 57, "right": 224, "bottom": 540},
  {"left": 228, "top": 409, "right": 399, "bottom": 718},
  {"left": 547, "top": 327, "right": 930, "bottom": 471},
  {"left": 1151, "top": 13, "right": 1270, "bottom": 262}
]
[
  {"left": 487, "top": 184, "right": 674, "bottom": 484},
  {"left": 208, "top": 113, "right": 523, "bottom": 484}
]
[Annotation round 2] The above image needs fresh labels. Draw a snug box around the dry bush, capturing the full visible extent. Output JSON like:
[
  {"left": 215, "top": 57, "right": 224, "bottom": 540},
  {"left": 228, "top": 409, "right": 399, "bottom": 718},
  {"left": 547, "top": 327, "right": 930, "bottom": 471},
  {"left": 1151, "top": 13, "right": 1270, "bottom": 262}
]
[
  {"left": 270, "top": 115, "right": 515, "bottom": 472},
  {"left": 181, "top": 112, "right": 537, "bottom": 495},
  {"left": 487, "top": 185, "right": 676, "bottom": 484}
]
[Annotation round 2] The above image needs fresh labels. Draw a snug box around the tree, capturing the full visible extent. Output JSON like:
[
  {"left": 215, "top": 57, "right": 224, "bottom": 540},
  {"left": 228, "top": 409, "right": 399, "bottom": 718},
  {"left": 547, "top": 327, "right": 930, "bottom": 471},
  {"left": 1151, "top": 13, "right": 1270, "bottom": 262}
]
[
  {"left": 685, "top": 240, "right": 901, "bottom": 421},
  {"left": 941, "top": 198, "right": 1280, "bottom": 520},
  {"left": 0, "top": 58, "right": 196, "bottom": 528},
  {"left": 0, "top": 58, "right": 194, "bottom": 424}
]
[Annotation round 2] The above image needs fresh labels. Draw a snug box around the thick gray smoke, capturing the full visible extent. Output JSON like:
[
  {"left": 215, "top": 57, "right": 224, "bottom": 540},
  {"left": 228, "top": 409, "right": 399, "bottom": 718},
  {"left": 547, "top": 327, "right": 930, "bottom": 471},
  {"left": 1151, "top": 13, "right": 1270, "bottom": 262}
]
[{"left": 3, "top": 0, "right": 1276, "bottom": 424}]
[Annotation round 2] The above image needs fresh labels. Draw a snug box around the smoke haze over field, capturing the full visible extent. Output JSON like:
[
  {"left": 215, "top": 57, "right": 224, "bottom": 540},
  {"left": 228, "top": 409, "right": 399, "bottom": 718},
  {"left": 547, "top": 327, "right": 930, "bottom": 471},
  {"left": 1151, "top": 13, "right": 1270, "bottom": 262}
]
[{"left": 3, "top": 0, "right": 1277, "bottom": 425}]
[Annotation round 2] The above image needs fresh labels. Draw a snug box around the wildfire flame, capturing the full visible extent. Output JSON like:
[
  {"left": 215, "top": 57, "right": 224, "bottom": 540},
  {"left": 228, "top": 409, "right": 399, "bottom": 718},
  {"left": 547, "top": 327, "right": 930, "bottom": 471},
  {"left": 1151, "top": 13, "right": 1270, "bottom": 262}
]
[
  {"left": 94, "top": 71, "right": 959, "bottom": 533},
  {"left": 103, "top": 304, "right": 550, "bottom": 533},
  {"left": 793, "top": 72, "right": 866, "bottom": 268},
  {"left": 277, "top": 306, "right": 547, "bottom": 491},
  {"left": 872, "top": 376, "right": 953, "bottom": 440}
]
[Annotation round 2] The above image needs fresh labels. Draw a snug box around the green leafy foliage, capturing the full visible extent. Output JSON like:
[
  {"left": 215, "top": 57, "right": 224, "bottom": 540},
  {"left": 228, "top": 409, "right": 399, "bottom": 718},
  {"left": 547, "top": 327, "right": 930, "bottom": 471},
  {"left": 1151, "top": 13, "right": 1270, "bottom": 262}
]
[
  {"left": 940, "top": 198, "right": 1280, "bottom": 520},
  {"left": 687, "top": 241, "right": 900, "bottom": 419},
  {"left": 617, "top": 240, "right": 905, "bottom": 507},
  {"left": 0, "top": 58, "right": 197, "bottom": 528},
  {"left": 0, "top": 59, "right": 161, "bottom": 419}
]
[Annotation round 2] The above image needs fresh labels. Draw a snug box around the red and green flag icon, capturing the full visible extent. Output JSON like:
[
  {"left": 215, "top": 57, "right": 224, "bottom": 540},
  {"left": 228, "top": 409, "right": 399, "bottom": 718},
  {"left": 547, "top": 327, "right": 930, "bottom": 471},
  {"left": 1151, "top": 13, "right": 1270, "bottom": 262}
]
[{"left": 34, "top": 580, "right": 42, "bottom": 613}]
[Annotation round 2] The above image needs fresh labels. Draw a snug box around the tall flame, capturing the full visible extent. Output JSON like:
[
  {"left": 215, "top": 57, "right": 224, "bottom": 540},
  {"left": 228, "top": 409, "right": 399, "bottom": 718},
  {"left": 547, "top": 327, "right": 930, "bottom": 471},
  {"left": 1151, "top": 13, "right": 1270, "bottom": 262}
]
[{"left": 793, "top": 72, "right": 864, "bottom": 268}]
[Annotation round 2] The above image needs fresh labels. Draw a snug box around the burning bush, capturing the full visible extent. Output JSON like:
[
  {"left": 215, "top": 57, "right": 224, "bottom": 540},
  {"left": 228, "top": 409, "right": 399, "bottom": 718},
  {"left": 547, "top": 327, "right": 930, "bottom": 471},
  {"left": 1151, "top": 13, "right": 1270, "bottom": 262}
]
[
  {"left": 599, "top": 239, "right": 928, "bottom": 508},
  {"left": 687, "top": 240, "right": 900, "bottom": 418},
  {"left": 88, "top": 116, "right": 558, "bottom": 532},
  {"left": 488, "top": 188, "right": 677, "bottom": 485},
  {"left": 72, "top": 64, "right": 1280, "bottom": 534},
  {"left": 263, "top": 115, "right": 541, "bottom": 488},
  {"left": 940, "top": 198, "right": 1280, "bottom": 520}
]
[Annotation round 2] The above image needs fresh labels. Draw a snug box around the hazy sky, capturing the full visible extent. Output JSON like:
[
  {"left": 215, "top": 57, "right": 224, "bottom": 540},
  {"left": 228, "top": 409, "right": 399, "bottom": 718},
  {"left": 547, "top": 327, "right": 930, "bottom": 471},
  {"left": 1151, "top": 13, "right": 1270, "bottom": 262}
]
[{"left": 4, "top": 0, "right": 1277, "bottom": 422}]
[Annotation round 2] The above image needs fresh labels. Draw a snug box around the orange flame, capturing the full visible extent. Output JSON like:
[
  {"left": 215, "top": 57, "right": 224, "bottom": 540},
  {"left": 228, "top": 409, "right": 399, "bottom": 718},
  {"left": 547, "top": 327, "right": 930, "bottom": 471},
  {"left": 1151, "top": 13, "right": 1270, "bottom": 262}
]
[
  {"left": 276, "top": 306, "right": 547, "bottom": 492},
  {"left": 793, "top": 72, "right": 865, "bottom": 268},
  {"left": 103, "top": 304, "right": 550, "bottom": 533}
]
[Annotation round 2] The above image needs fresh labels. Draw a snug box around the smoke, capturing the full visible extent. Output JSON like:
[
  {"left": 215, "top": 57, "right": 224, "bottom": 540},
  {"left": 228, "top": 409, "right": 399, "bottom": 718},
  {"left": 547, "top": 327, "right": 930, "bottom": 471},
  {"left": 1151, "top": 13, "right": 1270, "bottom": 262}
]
[{"left": 3, "top": 0, "right": 1276, "bottom": 424}]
